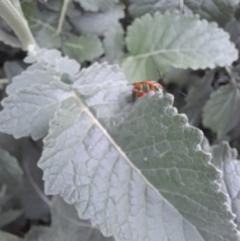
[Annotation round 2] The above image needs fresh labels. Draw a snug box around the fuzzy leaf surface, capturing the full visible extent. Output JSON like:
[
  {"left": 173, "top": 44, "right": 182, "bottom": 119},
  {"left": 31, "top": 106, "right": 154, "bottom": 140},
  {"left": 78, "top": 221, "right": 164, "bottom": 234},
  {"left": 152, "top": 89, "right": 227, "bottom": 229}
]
[
  {"left": 203, "top": 83, "right": 240, "bottom": 139},
  {"left": 210, "top": 142, "right": 240, "bottom": 229},
  {"left": 0, "top": 82, "right": 72, "bottom": 140},
  {"left": 62, "top": 35, "right": 104, "bottom": 62},
  {"left": 0, "top": 231, "right": 22, "bottom": 241},
  {"left": 122, "top": 12, "right": 238, "bottom": 82},
  {"left": 38, "top": 63, "right": 239, "bottom": 241}
]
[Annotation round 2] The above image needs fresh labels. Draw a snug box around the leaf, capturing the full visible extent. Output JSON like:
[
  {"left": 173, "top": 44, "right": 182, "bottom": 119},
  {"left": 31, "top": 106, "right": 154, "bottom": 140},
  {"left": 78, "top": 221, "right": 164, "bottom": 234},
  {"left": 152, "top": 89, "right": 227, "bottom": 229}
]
[
  {"left": 183, "top": 70, "right": 215, "bottom": 126},
  {"left": 0, "top": 231, "right": 22, "bottom": 241},
  {"left": 210, "top": 142, "right": 240, "bottom": 229},
  {"left": 0, "top": 82, "right": 72, "bottom": 140},
  {"left": 62, "top": 35, "right": 104, "bottom": 62},
  {"left": 38, "top": 62, "right": 239, "bottom": 241},
  {"left": 122, "top": 12, "right": 238, "bottom": 82},
  {"left": 103, "top": 23, "right": 124, "bottom": 64},
  {"left": 69, "top": 4, "right": 125, "bottom": 35},
  {"left": 0, "top": 210, "right": 23, "bottom": 228},
  {"left": 0, "top": 28, "right": 22, "bottom": 49},
  {"left": 74, "top": 0, "right": 119, "bottom": 12},
  {"left": 162, "top": 67, "right": 190, "bottom": 85},
  {"left": 0, "top": 148, "right": 23, "bottom": 186},
  {"left": 202, "top": 83, "right": 240, "bottom": 139},
  {"left": 3, "top": 61, "right": 24, "bottom": 82},
  {"left": 128, "top": 0, "right": 240, "bottom": 27}
]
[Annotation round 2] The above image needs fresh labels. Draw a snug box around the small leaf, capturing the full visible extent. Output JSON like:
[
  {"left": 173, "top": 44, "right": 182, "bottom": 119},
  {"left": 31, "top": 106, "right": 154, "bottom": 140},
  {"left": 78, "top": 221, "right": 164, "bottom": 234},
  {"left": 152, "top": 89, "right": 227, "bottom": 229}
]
[
  {"left": 0, "top": 82, "right": 72, "bottom": 140},
  {"left": 3, "top": 61, "right": 24, "bottom": 82},
  {"left": 122, "top": 12, "right": 238, "bottom": 82},
  {"left": 183, "top": 70, "right": 215, "bottom": 126},
  {"left": 103, "top": 23, "right": 124, "bottom": 64},
  {"left": 55, "top": 57, "right": 80, "bottom": 76},
  {"left": 0, "top": 148, "right": 23, "bottom": 186},
  {"left": 69, "top": 4, "right": 125, "bottom": 35},
  {"left": 74, "top": 0, "right": 119, "bottom": 12},
  {"left": 203, "top": 83, "right": 240, "bottom": 139},
  {"left": 62, "top": 35, "right": 104, "bottom": 62},
  {"left": 210, "top": 142, "right": 240, "bottom": 229},
  {"left": 0, "top": 210, "right": 23, "bottom": 228},
  {"left": 38, "top": 62, "right": 239, "bottom": 241}
]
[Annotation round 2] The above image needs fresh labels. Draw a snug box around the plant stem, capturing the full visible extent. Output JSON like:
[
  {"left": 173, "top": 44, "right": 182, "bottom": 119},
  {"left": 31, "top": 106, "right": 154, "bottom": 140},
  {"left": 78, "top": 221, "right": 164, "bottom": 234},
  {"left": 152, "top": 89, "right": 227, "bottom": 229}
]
[
  {"left": 0, "top": 0, "right": 38, "bottom": 51},
  {"left": 179, "top": 0, "right": 184, "bottom": 13},
  {"left": 56, "top": 0, "right": 70, "bottom": 35}
]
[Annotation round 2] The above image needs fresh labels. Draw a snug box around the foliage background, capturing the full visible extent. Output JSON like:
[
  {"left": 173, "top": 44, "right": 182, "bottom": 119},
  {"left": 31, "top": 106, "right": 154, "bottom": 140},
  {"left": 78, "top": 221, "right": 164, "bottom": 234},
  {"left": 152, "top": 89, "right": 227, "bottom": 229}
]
[{"left": 1, "top": 0, "right": 240, "bottom": 241}]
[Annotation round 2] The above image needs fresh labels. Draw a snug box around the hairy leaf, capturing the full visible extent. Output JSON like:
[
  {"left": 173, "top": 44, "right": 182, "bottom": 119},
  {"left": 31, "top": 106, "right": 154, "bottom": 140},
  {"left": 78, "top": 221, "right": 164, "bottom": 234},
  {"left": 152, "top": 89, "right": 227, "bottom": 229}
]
[
  {"left": 0, "top": 148, "right": 23, "bottom": 186},
  {"left": 0, "top": 231, "right": 22, "bottom": 241},
  {"left": 0, "top": 210, "right": 23, "bottom": 228},
  {"left": 69, "top": 4, "right": 125, "bottom": 35},
  {"left": 183, "top": 70, "right": 215, "bottom": 126},
  {"left": 129, "top": 0, "right": 240, "bottom": 27},
  {"left": 210, "top": 142, "right": 240, "bottom": 229},
  {"left": 0, "top": 82, "right": 72, "bottom": 140},
  {"left": 203, "top": 83, "right": 240, "bottom": 139},
  {"left": 74, "top": 0, "right": 119, "bottom": 12},
  {"left": 38, "top": 63, "right": 239, "bottom": 241},
  {"left": 3, "top": 61, "right": 24, "bottom": 82},
  {"left": 103, "top": 23, "right": 124, "bottom": 64},
  {"left": 62, "top": 35, "right": 104, "bottom": 62},
  {"left": 122, "top": 12, "right": 238, "bottom": 82}
]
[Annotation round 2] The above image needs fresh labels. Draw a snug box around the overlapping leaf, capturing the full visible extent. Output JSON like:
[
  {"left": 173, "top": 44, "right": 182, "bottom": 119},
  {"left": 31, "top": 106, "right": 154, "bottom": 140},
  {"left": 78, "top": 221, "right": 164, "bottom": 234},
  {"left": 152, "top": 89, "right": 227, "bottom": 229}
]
[
  {"left": 203, "top": 83, "right": 240, "bottom": 139},
  {"left": 38, "top": 63, "right": 239, "bottom": 241},
  {"left": 0, "top": 82, "right": 72, "bottom": 140},
  {"left": 210, "top": 142, "right": 240, "bottom": 229},
  {"left": 62, "top": 35, "right": 103, "bottom": 62},
  {"left": 122, "top": 12, "right": 238, "bottom": 82}
]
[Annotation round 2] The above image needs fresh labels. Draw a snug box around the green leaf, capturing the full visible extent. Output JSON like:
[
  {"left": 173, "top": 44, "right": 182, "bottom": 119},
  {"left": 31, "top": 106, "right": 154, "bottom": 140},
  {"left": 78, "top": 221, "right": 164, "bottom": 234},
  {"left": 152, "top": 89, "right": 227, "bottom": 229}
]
[
  {"left": 0, "top": 82, "right": 72, "bottom": 140},
  {"left": 69, "top": 4, "right": 125, "bottom": 35},
  {"left": 0, "top": 148, "right": 23, "bottom": 186},
  {"left": 103, "top": 23, "right": 124, "bottom": 64},
  {"left": 183, "top": 70, "right": 215, "bottom": 126},
  {"left": 122, "top": 12, "right": 238, "bottom": 82},
  {"left": 129, "top": 0, "right": 240, "bottom": 27},
  {"left": 202, "top": 83, "right": 240, "bottom": 139},
  {"left": 62, "top": 35, "right": 104, "bottom": 62},
  {"left": 3, "top": 61, "right": 24, "bottom": 82},
  {"left": 0, "top": 231, "right": 22, "bottom": 241},
  {"left": 74, "top": 0, "right": 119, "bottom": 12},
  {"left": 210, "top": 142, "right": 240, "bottom": 229},
  {"left": 38, "top": 62, "right": 239, "bottom": 241}
]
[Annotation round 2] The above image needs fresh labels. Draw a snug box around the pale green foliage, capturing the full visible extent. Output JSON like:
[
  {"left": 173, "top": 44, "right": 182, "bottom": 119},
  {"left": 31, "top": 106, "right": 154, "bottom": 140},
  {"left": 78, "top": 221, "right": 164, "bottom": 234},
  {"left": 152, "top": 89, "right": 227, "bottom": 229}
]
[
  {"left": 122, "top": 12, "right": 238, "bottom": 82},
  {"left": 129, "top": 0, "right": 240, "bottom": 27},
  {"left": 0, "top": 231, "right": 22, "bottom": 241},
  {"left": 210, "top": 142, "right": 240, "bottom": 229},
  {"left": 32, "top": 61, "right": 239, "bottom": 241},
  {"left": 0, "top": 148, "right": 23, "bottom": 186},
  {"left": 74, "top": 0, "right": 119, "bottom": 12},
  {"left": 62, "top": 35, "right": 104, "bottom": 62},
  {"left": 103, "top": 23, "right": 124, "bottom": 64},
  {"left": 203, "top": 83, "right": 240, "bottom": 139},
  {"left": 69, "top": 4, "right": 125, "bottom": 35}
]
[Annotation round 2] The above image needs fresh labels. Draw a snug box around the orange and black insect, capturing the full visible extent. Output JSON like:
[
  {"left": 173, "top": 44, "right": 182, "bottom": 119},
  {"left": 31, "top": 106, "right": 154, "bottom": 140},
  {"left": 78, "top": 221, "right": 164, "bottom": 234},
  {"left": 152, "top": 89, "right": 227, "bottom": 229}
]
[{"left": 132, "top": 80, "right": 163, "bottom": 100}]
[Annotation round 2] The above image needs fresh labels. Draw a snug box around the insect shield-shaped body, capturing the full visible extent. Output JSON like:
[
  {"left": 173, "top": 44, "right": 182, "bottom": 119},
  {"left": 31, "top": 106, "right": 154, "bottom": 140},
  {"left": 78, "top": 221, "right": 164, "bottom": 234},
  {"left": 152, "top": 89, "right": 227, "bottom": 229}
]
[{"left": 132, "top": 80, "right": 163, "bottom": 100}]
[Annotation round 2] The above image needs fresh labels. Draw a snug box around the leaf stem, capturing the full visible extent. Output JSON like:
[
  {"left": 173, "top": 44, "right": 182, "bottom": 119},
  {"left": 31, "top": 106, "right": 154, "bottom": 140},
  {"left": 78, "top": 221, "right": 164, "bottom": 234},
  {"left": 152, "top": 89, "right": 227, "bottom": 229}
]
[
  {"left": 179, "top": 0, "right": 184, "bottom": 13},
  {"left": 0, "top": 0, "right": 38, "bottom": 51},
  {"left": 56, "top": 0, "right": 70, "bottom": 35}
]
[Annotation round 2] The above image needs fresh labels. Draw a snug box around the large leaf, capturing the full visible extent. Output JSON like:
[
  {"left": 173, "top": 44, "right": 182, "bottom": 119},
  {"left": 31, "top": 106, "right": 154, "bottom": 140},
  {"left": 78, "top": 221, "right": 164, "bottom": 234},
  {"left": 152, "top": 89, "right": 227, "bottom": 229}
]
[
  {"left": 69, "top": 4, "right": 125, "bottom": 35},
  {"left": 202, "top": 83, "right": 240, "bottom": 139},
  {"left": 74, "top": 0, "right": 119, "bottom": 12},
  {"left": 0, "top": 148, "right": 23, "bottom": 186},
  {"left": 210, "top": 142, "right": 240, "bottom": 229},
  {"left": 38, "top": 63, "right": 239, "bottom": 241},
  {"left": 0, "top": 82, "right": 72, "bottom": 140},
  {"left": 62, "top": 35, "right": 104, "bottom": 62},
  {"left": 122, "top": 12, "right": 238, "bottom": 82},
  {"left": 129, "top": 0, "right": 240, "bottom": 27}
]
